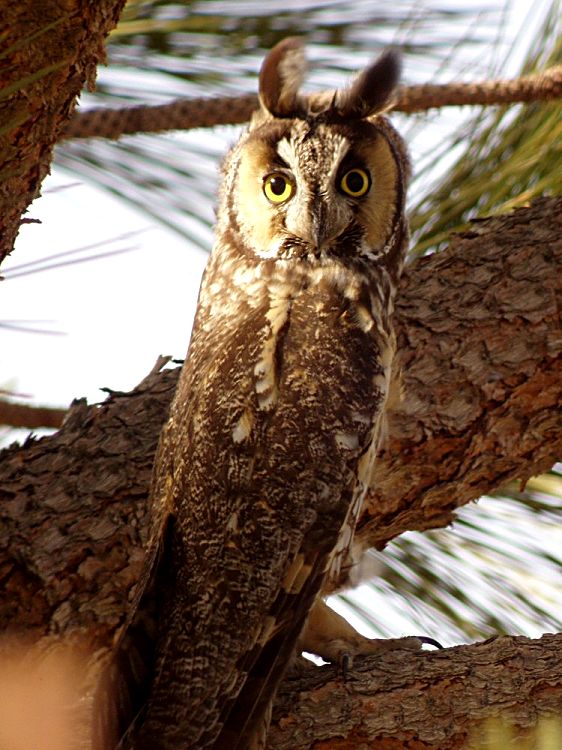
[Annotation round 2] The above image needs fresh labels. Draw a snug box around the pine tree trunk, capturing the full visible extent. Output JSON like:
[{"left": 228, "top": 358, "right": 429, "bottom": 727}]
[{"left": 0, "top": 0, "right": 126, "bottom": 264}]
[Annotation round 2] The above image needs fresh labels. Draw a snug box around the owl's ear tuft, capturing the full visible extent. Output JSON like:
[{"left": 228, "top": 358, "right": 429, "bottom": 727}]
[
  {"left": 259, "top": 37, "right": 307, "bottom": 118},
  {"left": 335, "top": 49, "right": 401, "bottom": 120}
]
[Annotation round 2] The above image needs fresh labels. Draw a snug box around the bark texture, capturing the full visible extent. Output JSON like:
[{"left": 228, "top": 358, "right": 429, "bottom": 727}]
[
  {"left": 1, "top": 198, "right": 559, "bottom": 639},
  {"left": 0, "top": 0, "right": 126, "bottom": 264},
  {"left": 358, "top": 195, "right": 561, "bottom": 550},
  {"left": 0, "top": 199, "right": 560, "bottom": 748},
  {"left": 0, "top": 361, "right": 175, "bottom": 640},
  {"left": 268, "top": 632, "right": 562, "bottom": 749}
]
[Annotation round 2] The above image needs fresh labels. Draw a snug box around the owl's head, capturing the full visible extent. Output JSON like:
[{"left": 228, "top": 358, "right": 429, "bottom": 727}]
[{"left": 219, "top": 39, "right": 409, "bottom": 271}]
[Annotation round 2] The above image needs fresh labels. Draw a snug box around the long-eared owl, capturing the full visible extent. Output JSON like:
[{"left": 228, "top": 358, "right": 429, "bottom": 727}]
[{"left": 94, "top": 37, "right": 418, "bottom": 750}]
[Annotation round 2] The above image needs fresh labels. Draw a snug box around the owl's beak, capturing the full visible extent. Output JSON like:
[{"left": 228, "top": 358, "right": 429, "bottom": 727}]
[
  {"left": 297, "top": 202, "right": 335, "bottom": 249},
  {"left": 300, "top": 215, "right": 322, "bottom": 247}
]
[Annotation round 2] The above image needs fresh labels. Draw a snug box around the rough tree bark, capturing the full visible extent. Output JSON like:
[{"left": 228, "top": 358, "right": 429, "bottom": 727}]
[
  {"left": 0, "top": 198, "right": 560, "bottom": 747},
  {"left": 269, "top": 632, "right": 562, "bottom": 749},
  {"left": 1, "top": 4, "right": 560, "bottom": 746},
  {"left": 357, "top": 196, "right": 561, "bottom": 549},
  {"left": 0, "top": 0, "right": 126, "bottom": 264}
]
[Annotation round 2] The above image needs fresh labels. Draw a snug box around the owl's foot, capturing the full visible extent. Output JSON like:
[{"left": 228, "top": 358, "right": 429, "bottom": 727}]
[{"left": 300, "top": 599, "right": 441, "bottom": 672}]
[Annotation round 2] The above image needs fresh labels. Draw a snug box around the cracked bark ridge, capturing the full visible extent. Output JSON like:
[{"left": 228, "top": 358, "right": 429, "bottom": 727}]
[
  {"left": 0, "top": 199, "right": 560, "bottom": 641},
  {"left": 0, "top": 0, "right": 127, "bottom": 264}
]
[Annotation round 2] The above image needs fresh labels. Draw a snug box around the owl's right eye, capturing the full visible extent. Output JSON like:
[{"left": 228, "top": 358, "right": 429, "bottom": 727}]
[{"left": 263, "top": 173, "right": 294, "bottom": 204}]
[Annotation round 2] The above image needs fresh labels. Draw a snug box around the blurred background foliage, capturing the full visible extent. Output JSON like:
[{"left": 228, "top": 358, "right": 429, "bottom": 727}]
[
  {"left": 14, "top": 0, "right": 562, "bottom": 648},
  {"left": 56, "top": 0, "right": 562, "bottom": 254},
  {"left": 468, "top": 716, "right": 562, "bottom": 750}
]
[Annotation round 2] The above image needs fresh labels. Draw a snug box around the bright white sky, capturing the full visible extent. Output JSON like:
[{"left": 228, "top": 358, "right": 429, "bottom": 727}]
[
  {"left": 1, "top": 179, "right": 207, "bottom": 408},
  {"left": 0, "top": 0, "right": 549, "bottom": 417}
]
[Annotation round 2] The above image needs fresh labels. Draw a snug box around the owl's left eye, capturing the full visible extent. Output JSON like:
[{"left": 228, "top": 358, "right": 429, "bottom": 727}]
[
  {"left": 263, "top": 173, "right": 294, "bottom": 204},
  {"left": 339, "top": 168, "right": 371, "bottom": 198}
]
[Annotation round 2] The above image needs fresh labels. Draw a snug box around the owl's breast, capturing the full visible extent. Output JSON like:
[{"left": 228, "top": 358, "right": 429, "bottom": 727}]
[{"left": 171, "top": 254, "right": 391, "bottom": 536}]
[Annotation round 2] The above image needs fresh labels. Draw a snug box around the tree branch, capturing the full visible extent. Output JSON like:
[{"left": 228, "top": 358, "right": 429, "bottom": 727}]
[
  {"left": 267, "top": 633, "right": 562, "bottom": 749},
  {"left": 357, "top": 195, "right": 561, "bottom": 551},
  {"left": 1, "top": 198, "right": 559, "bottom": 639},
  {"left": 60, "top": 66, "right": 562, "bottom": 141},
  {"left": 1, "top": 197, "right": 560, "bottom": 748},
  {"left": 0, "top": 400, "right": 66, "bottom": 429}
]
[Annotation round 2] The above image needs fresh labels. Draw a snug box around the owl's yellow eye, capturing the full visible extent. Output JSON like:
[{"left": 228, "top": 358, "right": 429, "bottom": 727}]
[
  {"left": 263, "top": 173, "right": 294, "bottom": 204},
  {"left": 339, "top": 168, "right": 370, "bottom": 198}
]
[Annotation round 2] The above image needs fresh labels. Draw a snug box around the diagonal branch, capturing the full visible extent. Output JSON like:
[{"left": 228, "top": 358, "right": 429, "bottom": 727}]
[
  {"left": 356, "top": 195, "right": 561, "bottom": 552},
  {"left": 0, "top": 197, "right": 559, "bottom": 639}
]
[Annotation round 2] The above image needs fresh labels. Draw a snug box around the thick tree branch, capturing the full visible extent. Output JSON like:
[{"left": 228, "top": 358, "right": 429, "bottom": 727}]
[
  {"left": 0, "top": 0, "right": 127, "bottom": 265},
  {"left": 357, "top": 195, "right": 561, "bottom": 551},
  {"left": 267, "top": 632, "right": 562, "bottom": 749},
  {"left": 0, "top": 197, "right": 560, "bottom": 748},
  {"left": 1, "top": 198, "right": 559, "bottom": 641}
]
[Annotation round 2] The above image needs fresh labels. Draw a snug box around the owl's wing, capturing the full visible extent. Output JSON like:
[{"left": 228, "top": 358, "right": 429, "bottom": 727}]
[
  {"left": 213, "top": 547, "right": 328, "bottom": 750},
  {"left": 91, "top": 495, "right": 176, "bottom": 750}
]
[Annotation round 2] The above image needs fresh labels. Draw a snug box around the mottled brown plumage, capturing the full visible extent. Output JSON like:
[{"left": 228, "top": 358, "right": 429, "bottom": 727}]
[{"left": 93, "top": 38, "right": 417, "bottom": 750}]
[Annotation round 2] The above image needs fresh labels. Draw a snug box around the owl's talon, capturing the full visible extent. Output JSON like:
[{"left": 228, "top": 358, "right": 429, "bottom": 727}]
[
  {"left": 420, "top": 636, "right": 442, "bottom": 649},
  {"left": 340, "top": 652, "right": 352, "bottom": 679},
  {"left": 301, "top": 601, "right": 445, "bottom": 669}
]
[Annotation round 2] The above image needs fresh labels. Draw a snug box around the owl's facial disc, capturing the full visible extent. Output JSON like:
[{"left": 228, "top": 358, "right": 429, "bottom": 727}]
[{"left": 234, "top": 119, "right": 401, "bottom": 261}]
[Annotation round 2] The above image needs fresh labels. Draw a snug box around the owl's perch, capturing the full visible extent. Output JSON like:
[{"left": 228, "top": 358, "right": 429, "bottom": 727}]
[
  {"left": 0, "top": 197, "right": 560, "bottom": 747},
  {"left": 1, "top": 196, "right": 559, "bottom": 630},
  {"left": 268, "top": 632, "right": 562, "bottom": 749}
]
